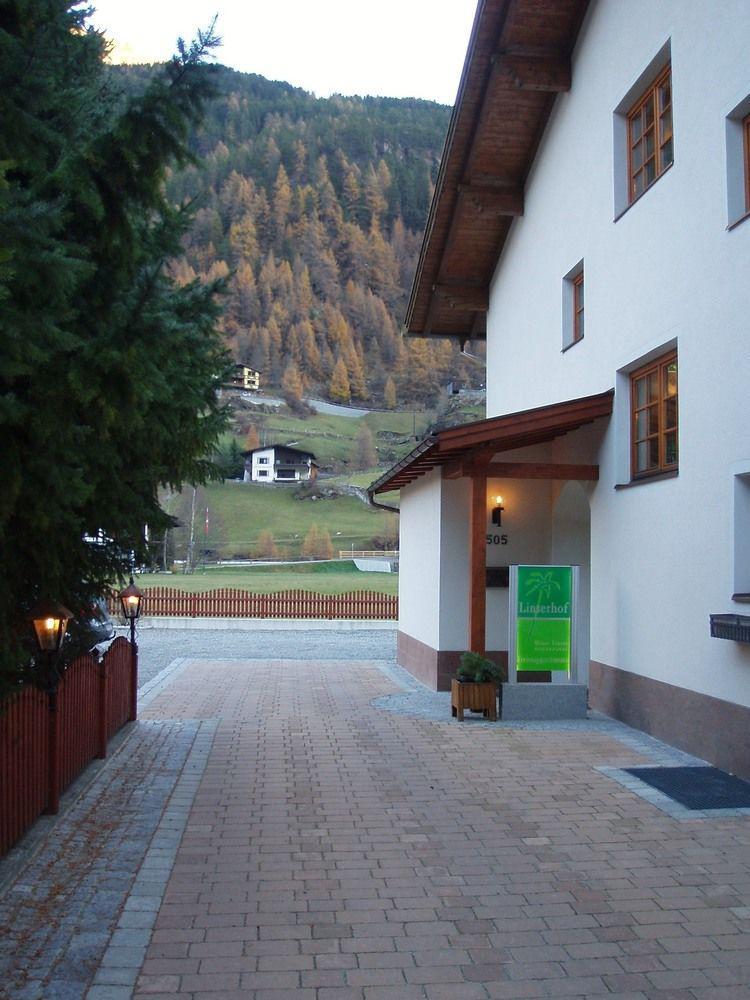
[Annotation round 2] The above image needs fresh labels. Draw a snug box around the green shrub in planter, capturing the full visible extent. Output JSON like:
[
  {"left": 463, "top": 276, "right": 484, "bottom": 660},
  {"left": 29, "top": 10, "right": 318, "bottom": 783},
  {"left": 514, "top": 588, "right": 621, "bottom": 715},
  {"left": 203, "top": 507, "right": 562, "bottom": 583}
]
[{"left": 457, "top": 651, "right": 503, "bottom": 684}]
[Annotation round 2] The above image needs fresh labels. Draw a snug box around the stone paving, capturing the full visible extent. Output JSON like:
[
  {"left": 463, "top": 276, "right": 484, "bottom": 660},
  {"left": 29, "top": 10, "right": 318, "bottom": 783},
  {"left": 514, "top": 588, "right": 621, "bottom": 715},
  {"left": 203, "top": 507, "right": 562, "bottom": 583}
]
[{"left": 1, "top": 654, "right": 750, "bottom": 1000}]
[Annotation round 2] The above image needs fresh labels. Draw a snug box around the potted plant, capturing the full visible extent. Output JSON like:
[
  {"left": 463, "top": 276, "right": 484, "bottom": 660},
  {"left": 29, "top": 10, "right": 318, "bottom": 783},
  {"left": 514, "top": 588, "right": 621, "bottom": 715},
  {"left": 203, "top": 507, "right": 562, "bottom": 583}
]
[{"left": 451, "top": 652, "right": 503, "bottom": 721}]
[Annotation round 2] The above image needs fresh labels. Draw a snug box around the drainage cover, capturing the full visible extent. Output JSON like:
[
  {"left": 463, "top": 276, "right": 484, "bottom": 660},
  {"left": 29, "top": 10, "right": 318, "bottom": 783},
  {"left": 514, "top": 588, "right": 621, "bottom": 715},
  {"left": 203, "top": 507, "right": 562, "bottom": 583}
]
[{"left": 624, "top": 766, "right": 750, "bottom": 810}]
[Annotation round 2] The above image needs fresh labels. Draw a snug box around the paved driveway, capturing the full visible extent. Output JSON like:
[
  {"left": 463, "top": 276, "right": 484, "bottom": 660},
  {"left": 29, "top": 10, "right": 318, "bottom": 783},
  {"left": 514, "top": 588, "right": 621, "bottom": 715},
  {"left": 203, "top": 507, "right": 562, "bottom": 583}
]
[
  {"left": 1, "top": 649, "right": 749, "bottom": 1000},
  {"left": 133, "top": 627, "right": 398, "bottom": 688}
]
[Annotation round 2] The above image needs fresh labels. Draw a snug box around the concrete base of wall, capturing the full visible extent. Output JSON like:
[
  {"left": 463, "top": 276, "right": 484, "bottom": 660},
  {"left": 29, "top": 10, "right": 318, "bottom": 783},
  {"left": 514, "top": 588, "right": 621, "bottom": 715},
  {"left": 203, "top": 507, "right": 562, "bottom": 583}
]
[
  {"left": 397, "top": 631, "right": 507, "bottom": 690},
  {"left": 397, "top": 631, "right": 552, "bottom": 691},
  {"left": 501, "top": 683, "right": 588, "bottom": 720},
  {"left": 590, "top": 660, "right": 750, "bottom": 781}
]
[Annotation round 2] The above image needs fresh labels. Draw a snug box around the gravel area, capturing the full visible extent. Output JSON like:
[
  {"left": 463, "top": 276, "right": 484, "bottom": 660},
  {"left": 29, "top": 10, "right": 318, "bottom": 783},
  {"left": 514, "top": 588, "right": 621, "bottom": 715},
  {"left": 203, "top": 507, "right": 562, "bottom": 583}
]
[{"left": 128, "top": 625, "right": 397, "bottom": 688}]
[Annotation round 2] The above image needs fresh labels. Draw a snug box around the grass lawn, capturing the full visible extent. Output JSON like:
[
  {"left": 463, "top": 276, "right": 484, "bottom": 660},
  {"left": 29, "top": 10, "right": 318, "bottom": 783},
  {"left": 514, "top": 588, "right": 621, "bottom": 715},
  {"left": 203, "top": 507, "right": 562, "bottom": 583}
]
[
  {"left": 137, "top": 561, "right": 398, "bottom": 596},
  {"left": 169, "top": 480, "right": 397, "bottom": 559}
]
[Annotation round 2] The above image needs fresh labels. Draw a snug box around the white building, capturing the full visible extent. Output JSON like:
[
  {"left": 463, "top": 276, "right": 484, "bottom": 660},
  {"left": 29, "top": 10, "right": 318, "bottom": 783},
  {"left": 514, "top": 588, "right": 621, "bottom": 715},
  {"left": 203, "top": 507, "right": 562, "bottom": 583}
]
[
  {"left": 243, "top": 445, "right": 318, "bottom": 484},
  {"left": 370, "top": 0, "right": 750, "bottom": 777}
]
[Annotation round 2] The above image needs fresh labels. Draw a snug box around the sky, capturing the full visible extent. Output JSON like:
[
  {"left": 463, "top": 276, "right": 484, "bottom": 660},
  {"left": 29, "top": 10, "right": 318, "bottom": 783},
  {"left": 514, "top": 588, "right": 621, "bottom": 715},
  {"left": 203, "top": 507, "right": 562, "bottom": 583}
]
[{"left": 89, "top": 0, "right": 479, "bottom": 106}]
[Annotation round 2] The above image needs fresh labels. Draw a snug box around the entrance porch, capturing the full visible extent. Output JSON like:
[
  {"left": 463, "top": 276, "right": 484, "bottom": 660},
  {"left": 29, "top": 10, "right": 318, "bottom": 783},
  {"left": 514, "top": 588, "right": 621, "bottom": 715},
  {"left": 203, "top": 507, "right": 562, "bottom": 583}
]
[{"left": 369, "top": 390, "right": 614, "bottom": 693}]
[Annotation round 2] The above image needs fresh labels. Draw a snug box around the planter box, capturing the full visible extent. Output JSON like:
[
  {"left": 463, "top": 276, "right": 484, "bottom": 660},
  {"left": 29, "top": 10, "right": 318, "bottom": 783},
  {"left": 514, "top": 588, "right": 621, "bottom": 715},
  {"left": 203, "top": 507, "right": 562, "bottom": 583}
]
[{"left": 451, "top": 679, "right": 497, "bottom": 721}]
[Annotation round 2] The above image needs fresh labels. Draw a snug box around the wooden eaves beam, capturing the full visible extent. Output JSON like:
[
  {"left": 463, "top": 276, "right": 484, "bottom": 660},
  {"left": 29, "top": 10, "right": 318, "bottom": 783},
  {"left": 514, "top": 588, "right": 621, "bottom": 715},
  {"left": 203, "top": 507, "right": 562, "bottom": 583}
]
[
  {"left": 433, "top": 283, "right": 489, "bottom": 312},
  {"left": 444, "top": 461, "right": 599, "bottom": 481},
  {"left": 458, "top": 183, "right": 524, "bottom": 217},
  {"left": 492, "top": 49, "right": 571, "bottom": 93}
]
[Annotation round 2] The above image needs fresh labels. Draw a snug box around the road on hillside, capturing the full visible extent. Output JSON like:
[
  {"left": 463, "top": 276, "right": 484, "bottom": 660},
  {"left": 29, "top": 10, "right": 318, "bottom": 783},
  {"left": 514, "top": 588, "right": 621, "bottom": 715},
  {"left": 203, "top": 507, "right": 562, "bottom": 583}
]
[{"left": 243, "top": 393, "right": 375, "bottom": 418}]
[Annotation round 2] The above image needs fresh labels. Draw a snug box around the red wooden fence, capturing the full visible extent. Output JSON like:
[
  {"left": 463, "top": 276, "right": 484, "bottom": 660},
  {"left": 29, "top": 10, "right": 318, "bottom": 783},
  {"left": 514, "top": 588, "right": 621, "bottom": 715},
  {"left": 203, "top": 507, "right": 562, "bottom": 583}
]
[
  {"left": 109, "top": 587, "right": 398, "bottom": 620},
  {"left": 0, "top": 685, "right": 48, "bottom": 861},
  {"left": 0, "top": 637, "right": 136, "bottom": 858}
]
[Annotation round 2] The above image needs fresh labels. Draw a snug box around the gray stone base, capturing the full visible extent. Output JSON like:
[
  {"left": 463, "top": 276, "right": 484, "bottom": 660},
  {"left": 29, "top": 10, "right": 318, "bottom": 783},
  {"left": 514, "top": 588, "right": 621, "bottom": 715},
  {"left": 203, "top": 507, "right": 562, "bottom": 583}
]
[{"left": 501, "top": 682, "right": 588, "bottom": 720}]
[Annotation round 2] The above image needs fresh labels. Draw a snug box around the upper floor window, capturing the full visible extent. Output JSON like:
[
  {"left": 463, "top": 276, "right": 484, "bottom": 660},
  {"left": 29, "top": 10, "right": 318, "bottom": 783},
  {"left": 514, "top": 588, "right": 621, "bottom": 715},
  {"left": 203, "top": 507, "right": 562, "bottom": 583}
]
[
  {"left": 572, "top": 272, "right": 584, "bottom": 343},
  {"left": 631, "top": 351, "right": 678, "bottom": 478},
  {"left": 628, "top": 66, "right": 673, "bottom": 203},
  {"left": 724, "top": 97, "right": 750, "bottom": 227},
  {"left": 562, "top": 260, "right": 584, "bottom": 350},
  {"left": 257, "top": 457, "right": 269, "bottom": 464}
]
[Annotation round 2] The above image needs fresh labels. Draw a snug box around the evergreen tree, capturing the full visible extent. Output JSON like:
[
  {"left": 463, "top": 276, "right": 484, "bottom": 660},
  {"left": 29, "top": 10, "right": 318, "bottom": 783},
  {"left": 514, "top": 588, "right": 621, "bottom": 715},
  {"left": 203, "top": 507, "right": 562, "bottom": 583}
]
[
  {"left": 383, "top": 375, "right": 397, "bottom": 409},
  {"left": 0, "top": 3, "right": 229, "bottom": 681}
]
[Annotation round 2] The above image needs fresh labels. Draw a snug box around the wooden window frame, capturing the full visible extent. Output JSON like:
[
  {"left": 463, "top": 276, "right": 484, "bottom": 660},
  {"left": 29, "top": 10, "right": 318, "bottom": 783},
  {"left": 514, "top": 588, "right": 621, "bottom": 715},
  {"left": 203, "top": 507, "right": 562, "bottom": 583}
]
[
  {"left": 630, "top": 350, "right": 678, "bottom": 480},
  {"left": 744, "top": 113, "right": 750, "bottom": 213},
  {"left": 572, "top": 271, "right": 584, "bottom": 344},
  {"left": 627, "top": 65, "right": 673, "bottom": 204}
]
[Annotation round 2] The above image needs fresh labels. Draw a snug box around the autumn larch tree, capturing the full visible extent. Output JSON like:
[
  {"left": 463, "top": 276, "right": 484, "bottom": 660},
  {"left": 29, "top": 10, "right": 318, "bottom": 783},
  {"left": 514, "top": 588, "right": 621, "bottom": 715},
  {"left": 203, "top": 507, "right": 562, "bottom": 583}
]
[
  {"left": 329, "top": 357, "right": 351, "bottom": 403},
  {"left": 353, "top": 424, "right": 377, "bottom": 471}
]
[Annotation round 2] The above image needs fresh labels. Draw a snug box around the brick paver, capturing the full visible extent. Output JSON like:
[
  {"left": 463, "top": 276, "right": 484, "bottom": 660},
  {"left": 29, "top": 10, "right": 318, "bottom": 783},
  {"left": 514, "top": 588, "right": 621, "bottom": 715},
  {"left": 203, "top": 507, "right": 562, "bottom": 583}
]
[
  {"left": 137, "top": 660, "right": 750, "bottom": 998},
  {"left": 2, "top": 656, "right": 750, "bottom": 999}
]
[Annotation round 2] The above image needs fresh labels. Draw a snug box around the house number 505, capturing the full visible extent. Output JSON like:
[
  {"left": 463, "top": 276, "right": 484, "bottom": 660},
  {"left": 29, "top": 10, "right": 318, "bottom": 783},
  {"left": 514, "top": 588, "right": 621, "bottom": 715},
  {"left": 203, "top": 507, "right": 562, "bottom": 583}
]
[{"left": 486, "top": 534, "right": 508, "bottom": 545}]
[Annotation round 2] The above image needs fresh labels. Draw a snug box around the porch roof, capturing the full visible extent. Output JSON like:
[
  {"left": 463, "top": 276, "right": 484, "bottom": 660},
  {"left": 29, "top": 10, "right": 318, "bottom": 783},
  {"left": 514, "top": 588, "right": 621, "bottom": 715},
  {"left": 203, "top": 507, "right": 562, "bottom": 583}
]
[
  {"left": 368, "top": 388, "right": 613, "bottom": 495},
  {"left": 405, "top": 0, "right": 590, "bottom": 343}
]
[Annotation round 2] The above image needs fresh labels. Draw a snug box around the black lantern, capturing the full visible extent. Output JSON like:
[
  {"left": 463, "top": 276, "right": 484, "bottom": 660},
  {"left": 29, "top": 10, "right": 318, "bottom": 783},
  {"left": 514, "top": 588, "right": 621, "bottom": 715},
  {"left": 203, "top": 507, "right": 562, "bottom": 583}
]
[
  {"left": 118, "top": 576, "right": 143, "bottom": 622},
  {"left": 28, "top": 599, "right": 74, "bottom": 653}
]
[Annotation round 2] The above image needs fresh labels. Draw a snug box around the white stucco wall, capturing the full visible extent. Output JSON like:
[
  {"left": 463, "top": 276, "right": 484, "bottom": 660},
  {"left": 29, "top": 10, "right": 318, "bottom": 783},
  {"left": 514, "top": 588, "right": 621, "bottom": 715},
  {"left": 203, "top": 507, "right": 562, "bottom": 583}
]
[
  {"left": 398, "top": 471, "right": 442, "bottom": 648},
  {"left": 250, "top": 447, "right": 275, "bottom": 482},
  {"left": 484, "top": 1, "right": 750, "bottom": 706}
]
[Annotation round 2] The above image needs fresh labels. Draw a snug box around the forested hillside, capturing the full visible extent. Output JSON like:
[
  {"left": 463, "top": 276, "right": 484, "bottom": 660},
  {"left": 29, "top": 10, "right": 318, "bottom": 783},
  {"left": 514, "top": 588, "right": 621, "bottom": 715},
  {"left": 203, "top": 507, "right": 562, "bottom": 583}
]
[{"left": 116, "top": 65, "right": 479, "bottom": 407}]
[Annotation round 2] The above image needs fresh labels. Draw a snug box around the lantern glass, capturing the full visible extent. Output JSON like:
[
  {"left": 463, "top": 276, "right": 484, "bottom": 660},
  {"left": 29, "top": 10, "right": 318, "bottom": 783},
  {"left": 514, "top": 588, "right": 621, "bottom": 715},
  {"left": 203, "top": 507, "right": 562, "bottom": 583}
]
[
  {"left": 118, "top": 577, "right": 143, "bottom": 621},
  {"left": 29, "top": 600, "right": 73, "bottom": 653}
]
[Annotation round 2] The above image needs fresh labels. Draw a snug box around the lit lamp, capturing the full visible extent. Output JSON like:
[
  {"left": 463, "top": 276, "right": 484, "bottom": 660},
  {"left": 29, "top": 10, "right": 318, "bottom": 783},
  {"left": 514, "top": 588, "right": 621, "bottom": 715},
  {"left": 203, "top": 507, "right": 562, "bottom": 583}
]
[
  {"left": 491, "top": 495, "right": 505, "bottom": 527},
  {"left": 118, "top": 576, "right": 143, "bottom": 723},
  {"left": 29, "top": 599, "right": 73, "bottom": 654},
  {"left": 118, "top": 576, "right": 143, "bottom": 625},
  {"left": 28, "top": 599, "right": 73, "bottom": 817}
]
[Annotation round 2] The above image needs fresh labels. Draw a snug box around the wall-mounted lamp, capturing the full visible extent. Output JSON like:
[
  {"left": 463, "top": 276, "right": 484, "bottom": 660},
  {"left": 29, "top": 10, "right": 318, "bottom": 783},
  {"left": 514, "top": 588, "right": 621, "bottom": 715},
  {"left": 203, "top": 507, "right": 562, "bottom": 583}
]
[{"left": 491, "top": 495, "right": 505, "bottom": 527}]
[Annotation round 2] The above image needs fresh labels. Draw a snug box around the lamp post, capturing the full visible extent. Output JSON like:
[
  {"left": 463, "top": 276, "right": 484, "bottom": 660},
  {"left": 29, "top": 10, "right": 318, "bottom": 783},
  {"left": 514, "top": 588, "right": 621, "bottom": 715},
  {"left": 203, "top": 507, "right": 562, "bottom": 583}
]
[
  {"left": 118, "top": 576, "right": 143, "bottom": 722},
  {"left": 28, "top": 599, "right": 73, "bottom": 816}
]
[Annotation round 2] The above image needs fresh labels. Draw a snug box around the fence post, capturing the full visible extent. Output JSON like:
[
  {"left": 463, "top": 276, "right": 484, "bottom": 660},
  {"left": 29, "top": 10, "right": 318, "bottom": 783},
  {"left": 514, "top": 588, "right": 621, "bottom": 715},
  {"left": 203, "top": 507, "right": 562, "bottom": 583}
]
[
  {"left": 97, "top": 652, "right": 108, "bottom": 759},
  {"left": 46, "top": 689, "right": 60, "bottom": 815}
]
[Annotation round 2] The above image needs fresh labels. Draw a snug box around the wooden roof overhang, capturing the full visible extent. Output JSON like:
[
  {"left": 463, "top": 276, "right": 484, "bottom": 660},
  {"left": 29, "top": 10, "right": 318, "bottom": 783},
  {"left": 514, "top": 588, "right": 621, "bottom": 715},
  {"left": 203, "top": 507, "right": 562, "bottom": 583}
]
[
  {"left": 406, "top": 0, "right": 590, "bottom": 343},
  {"left": 368, "top": 389, "right": 613, "bottom": 496}
]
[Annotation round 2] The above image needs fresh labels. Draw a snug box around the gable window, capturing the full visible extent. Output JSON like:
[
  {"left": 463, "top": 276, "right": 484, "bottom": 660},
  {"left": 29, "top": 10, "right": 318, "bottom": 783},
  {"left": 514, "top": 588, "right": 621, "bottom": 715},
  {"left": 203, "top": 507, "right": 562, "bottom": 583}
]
[
  {"left": 628, "top": 65, "right": 673, "bottom": 203},
  {"left": 631, "top": 351, "right": 678, "bottom": 478}
]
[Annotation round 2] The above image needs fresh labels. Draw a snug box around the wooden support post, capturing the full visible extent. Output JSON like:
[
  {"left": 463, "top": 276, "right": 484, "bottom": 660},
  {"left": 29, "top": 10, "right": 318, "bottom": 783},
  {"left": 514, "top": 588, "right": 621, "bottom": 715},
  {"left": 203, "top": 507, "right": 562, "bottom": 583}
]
[{"left": 469, "top": 472, "right": 487, "bottom": 654}]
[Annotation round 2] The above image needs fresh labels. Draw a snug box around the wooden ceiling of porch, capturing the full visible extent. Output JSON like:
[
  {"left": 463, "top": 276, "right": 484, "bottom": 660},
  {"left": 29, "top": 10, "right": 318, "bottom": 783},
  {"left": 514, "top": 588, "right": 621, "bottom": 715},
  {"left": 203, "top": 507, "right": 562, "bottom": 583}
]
[{"left": 368, "top": 389, "right": 613, "bottom": 495}]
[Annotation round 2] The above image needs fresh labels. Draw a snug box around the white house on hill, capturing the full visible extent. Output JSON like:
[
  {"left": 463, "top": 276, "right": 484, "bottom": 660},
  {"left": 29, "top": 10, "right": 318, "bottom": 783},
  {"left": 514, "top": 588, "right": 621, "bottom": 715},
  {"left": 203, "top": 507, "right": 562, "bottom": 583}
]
[
  {"left": 243, "top": 445, "right": 318, "bottom": 484},
  {"left": 369, "top": 0, "right": 750, "bottom": 777}
]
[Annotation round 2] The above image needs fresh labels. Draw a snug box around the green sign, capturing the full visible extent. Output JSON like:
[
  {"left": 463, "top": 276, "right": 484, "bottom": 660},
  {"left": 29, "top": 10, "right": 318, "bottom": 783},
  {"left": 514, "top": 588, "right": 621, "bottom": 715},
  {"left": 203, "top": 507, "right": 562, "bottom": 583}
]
[{"left": 516, "top": 566, "right": 572, "bottom": 672}]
